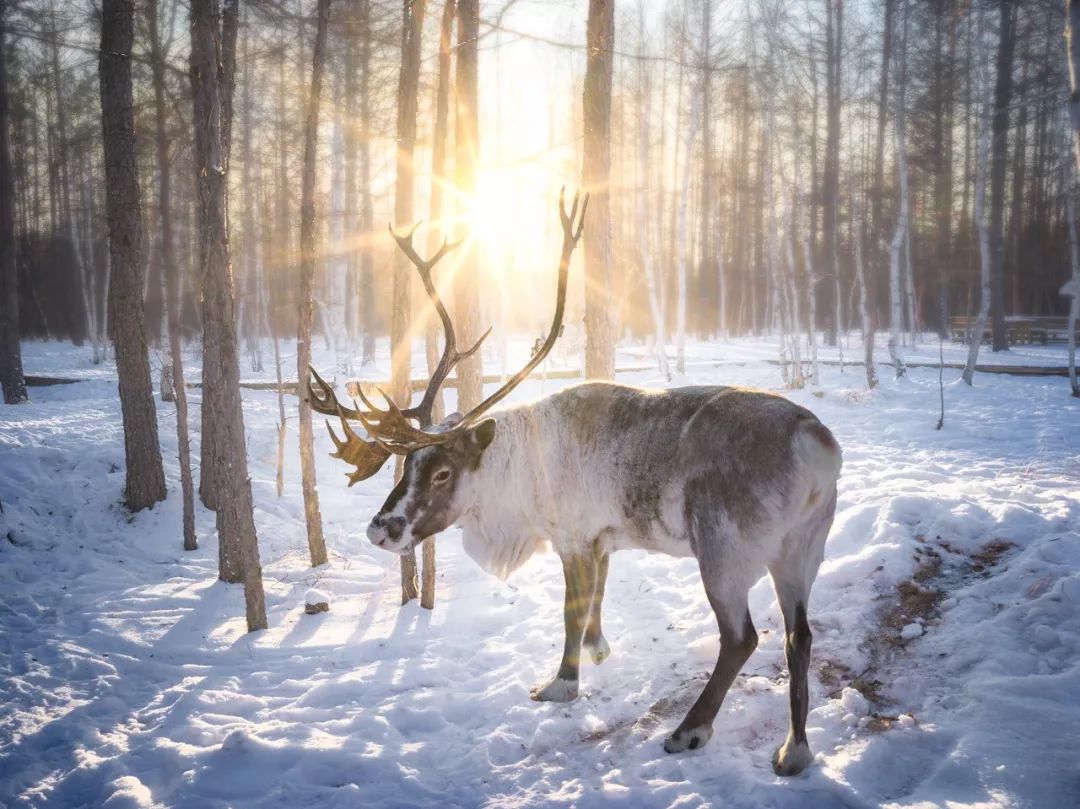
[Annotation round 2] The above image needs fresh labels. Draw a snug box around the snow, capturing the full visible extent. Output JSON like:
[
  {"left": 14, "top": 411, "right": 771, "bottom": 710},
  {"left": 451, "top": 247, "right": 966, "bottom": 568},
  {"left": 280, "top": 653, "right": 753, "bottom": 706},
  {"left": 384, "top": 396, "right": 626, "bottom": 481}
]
[
  {"left": 2, "top": 335, "right": 1079, "bottom": 808},
  {"left": 900, "top": 623, "right": 924, "bottom": 641}
]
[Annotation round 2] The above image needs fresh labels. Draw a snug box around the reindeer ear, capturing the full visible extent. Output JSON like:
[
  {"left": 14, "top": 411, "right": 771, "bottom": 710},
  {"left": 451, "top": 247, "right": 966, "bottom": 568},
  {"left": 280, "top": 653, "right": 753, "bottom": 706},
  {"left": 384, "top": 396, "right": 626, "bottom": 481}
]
[{"left": 461, "top": 419, "right": 496, "bottom": 459}]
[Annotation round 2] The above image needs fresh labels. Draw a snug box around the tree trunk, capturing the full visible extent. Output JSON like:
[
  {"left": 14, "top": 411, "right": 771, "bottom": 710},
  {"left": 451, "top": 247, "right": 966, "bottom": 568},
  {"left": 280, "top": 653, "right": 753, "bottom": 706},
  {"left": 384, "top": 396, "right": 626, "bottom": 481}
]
[
  {"left": 50, "top": 3, "right": 103, "bottom": 362},
  {"left": 99, "top": 0, "right": 167, "bottom": 511},
  {"left": 357, "top": 0, "right": 376, "bottom": 365},
  {"left": 697, "top": 0, "right": 713, "bottom": 340},
  {"left": 1064, "top": 0, "right": 1080, "bottom": 395},
  {"left": 297, "top": 0, "right": 330, "bottom": 569},
  {"left": 676, "top": 88, "right": 701, "bottom": 376},
  {"left": 1065, "top": 185, "right": 1079, "bottom": 398},
  {"left": 889, "top": 0, "right": 910, "bottom": 379},
  {"left": 148, "top": 0, "right": 195, "bottom": 549},
  {"left": 0, "top": 0, "right": 26, "bottom": 405},
  {"left": 872, "top": 0, "right": 894, "bottom": 344},
  {"left": 415, "top": 0, "right": 457, "bottom": 611},
  {"left": 190, "top": 0, "right": 267, "bottom": 631},
  {"left": 393, "top": 0, "right": 427, "bottom": 604},
  {"left": 199, "top": 0, "right": 241, "bottom": 510},
  {"left": 988, "top": 0, "right": 1015, "bottom": 352},
  {"left": 454, "top": 0, "right": 484, "bottom": 405},
  {"left": 635, "top": 7, "right": 670, "bottom": 380},
  {"left": 426, "top": 0, "right": 454, "bottom": 425},
  {"left": 964, "top": 6, "right": 993, "bottom": 386},
  {"left": 582, "top": 0, "right": 616, "bottom": 380},
  {"left": 854, "top": 203, "right": 876, "bottom": 389},
  {"left": 822, "top": 0, "right": 842, "bottom": 346}
]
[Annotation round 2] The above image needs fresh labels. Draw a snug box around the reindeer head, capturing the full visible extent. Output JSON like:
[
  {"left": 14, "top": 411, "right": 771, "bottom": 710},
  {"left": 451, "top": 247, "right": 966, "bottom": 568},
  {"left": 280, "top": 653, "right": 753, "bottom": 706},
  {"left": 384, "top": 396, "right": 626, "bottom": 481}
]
[{"left": 306, "top": 189, "right": 587, "bottom": 554}]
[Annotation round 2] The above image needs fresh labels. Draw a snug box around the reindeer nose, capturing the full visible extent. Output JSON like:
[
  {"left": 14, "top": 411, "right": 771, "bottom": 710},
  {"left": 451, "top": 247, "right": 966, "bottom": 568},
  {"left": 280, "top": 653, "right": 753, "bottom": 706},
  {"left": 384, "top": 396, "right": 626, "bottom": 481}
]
[{"left": 369, "top": 513, "right": 406, "bottom": 545}]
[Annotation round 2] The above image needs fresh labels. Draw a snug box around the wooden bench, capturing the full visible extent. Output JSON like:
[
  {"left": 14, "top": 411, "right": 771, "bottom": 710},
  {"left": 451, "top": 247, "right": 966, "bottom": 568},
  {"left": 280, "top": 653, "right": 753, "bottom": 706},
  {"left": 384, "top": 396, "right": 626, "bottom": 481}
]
[
  {"left": 949, "top": 316, "right": 1037, "bottom": 346},
  {"left": 1028, "top": 317, "right": 1080, "bottom": 345}
]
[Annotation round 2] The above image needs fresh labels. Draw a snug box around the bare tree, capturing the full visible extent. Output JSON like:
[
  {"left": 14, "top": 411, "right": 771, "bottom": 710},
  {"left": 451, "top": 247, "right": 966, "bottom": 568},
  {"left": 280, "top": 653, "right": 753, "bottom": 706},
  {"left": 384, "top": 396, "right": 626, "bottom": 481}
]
[
  {"left": 357, "top": 0, "right": 376, "bottom": 366},
  {"left": 0, "top": 0, "right": 26, "bottom": 405},
  {"left": 99, "top": 0, "right": 167, "bottom": 511},
  {"left": 1066, "top": 0, "right": 1080, "bottom": 397},
  {"left": 392, "top": 0, "right": 427, "bottom": 604},
  {"left": 199, "top": 0, "right": 240, "bottom": 511},
  {"left": 634, "top": 1, "right": 670, "bottom": 380},
  {"left": 455, "top": 0, "right": 484, "bottom": 406},
  {"left": 964, "top": 6, "right": 993, "bottom": 386},
  {"left": 148, "top": 0, "right": 195, "bottom": 548},
  {"left": 822, "top": 0, "right": 842, "bottom": 347},
  {"left": 582, "top": 0, "right": 616, "bottom": 380},
  {"left": 297, "top": 0, "right": 331, "bottom": 569},
  {"left": 190, "top": 0, "right": 267, "bottom": 631},
  {"left": 889, "top": 0, "right": 910, "bottom": 379},
  {"left": 988, "top": 0, "right": 1016, "bottom": 353}
]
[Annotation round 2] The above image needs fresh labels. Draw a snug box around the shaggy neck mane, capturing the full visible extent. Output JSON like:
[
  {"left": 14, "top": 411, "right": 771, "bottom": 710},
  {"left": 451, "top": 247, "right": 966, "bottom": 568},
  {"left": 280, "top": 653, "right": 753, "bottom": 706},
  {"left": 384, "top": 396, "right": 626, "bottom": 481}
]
[{"left": 456, "top": 404, "right": 557, "bottom": 580}]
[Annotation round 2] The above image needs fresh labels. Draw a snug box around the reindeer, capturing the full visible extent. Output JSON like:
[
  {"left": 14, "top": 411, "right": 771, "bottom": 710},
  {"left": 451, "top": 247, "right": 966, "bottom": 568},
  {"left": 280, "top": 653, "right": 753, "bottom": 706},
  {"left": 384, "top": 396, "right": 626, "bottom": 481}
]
[{"left": 306, "top": 190, "right": 842, "bottom": 776}]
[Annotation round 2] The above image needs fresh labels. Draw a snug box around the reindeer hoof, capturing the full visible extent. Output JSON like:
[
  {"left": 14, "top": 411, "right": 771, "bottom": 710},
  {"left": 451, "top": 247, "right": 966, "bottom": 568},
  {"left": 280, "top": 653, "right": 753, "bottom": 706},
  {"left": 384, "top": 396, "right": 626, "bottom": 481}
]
[
  {"left": 663, "top": 724, "right": 713, "bottom": 753},
  {"left": 530, "top": 677, "right": 579, "bottom": 702},
  {"left": 584, "top": 634, "right": 611, "bottom": 664},
  {"left": 772, "top": 736, "right": 814, "bottom": 776}
]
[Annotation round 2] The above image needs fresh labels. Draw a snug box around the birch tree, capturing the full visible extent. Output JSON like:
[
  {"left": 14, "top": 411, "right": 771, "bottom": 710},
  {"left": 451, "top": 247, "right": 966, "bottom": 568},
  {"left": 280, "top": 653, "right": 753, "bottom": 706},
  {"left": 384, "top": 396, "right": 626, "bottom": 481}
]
[
  {"left": 297, "top": 0, "right": 330, "bottom": 569},
  {"left": 582, "top": 0, "right": 616, "bottom": 380},
  {"left": 635, "top": 2, "right": 670, "bottom": 380}
]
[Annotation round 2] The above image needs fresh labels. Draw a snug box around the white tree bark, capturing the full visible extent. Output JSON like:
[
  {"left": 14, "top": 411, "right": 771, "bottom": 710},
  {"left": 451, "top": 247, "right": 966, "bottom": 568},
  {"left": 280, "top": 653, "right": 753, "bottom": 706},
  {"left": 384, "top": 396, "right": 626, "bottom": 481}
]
[
  {"left": 803, "top": 233, "right": 821, "bottom": 386},
  {"left": 329, "top": 121, "right": 349, "bottom": 378},
  {"left": 635, "top": 8, "right": 670, "bottom": 380},
  {"left": 854, "top": 201, "right": 876, "bottom": 389},
  {"left": 675, "top": 86, "right": 701, "bottom": 375}
]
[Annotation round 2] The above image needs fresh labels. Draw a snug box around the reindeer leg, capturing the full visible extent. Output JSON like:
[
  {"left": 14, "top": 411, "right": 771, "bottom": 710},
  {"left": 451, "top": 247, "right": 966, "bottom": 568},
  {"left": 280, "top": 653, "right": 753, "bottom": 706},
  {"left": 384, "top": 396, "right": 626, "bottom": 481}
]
[
  {"left": 583, "top": 550, "right": 611, "bottom": 664},
  {"left": 531, "top": 552, "right": 596, "bottom": 702},
  {"left": 664, "top": 575, "right": 757, "bottom": 754}
]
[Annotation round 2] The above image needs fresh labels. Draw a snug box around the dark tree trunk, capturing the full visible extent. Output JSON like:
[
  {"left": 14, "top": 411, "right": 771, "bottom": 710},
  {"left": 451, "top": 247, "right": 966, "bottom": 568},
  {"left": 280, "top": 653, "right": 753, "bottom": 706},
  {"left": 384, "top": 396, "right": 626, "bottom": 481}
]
[
  {"left": 190, "top": 0, "right": 267, "bottom": 631},
  {"left": 199, "top": 0, "right": 241, "bottom": 509},
  {"left": 989, "top": 0, "right": 1016, "bottom": 352},
  {"left": 99, "top": 0, "right": 167, "bottom": 511},
  {"left": 392, "top": 0, "right": 427, "bottom": 604},
  {"left": 0, "top": 0, "right": 26, "bottom": 404},
  {"left": 418, "top": 0, "right": 457, "bottom": 611},
  {"left": 582, "top": 0, "right": 616, "bottom": 379},
  {"left": 148, "top": 0, "right": 196, "bottom": 549},
  {"left": 297, "top": 0, "right": 330, "bottom": 569}
]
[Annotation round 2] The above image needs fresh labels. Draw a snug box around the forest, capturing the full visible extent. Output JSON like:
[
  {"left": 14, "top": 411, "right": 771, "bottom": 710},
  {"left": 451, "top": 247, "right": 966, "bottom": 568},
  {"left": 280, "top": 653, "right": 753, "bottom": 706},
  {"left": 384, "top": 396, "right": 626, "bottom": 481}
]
[{"left": 1, "top": 1, "right": 1079, "bottom": 807}]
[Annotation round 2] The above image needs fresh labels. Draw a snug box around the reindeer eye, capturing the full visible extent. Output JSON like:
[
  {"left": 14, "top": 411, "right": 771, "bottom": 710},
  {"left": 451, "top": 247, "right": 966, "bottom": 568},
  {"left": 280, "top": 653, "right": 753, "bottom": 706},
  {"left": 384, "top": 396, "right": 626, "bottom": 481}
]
[{"left": 432, "top": 468, "right": 452, "bottom": 486}]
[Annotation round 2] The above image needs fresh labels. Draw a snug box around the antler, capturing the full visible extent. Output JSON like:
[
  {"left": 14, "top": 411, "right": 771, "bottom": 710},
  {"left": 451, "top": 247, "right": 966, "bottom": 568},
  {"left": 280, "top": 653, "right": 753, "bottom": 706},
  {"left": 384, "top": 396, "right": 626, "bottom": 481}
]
[
  {"left": 449, "top": 186, "right": 588, "bottom": 429},
  {"left": 387, "top": 221, "right": 491, "bottom": 428},
  {"left": 309, "top": 187, "right": 588, "bottom": 482}
]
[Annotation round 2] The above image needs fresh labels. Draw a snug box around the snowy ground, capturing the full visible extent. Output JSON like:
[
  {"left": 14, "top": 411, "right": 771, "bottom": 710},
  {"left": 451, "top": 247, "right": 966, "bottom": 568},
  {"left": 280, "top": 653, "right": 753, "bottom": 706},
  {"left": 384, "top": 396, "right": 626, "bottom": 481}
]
[{"left": 1, "top": 335, "right": 1078, "bottom": 809}]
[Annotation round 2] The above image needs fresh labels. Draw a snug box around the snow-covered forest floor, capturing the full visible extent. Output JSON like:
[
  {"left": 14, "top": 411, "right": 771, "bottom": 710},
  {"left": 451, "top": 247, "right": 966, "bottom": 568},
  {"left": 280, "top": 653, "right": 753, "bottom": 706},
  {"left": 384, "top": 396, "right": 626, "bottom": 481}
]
[{"left": 2, "top": 336, "right": 1078, "bottom": 809}]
